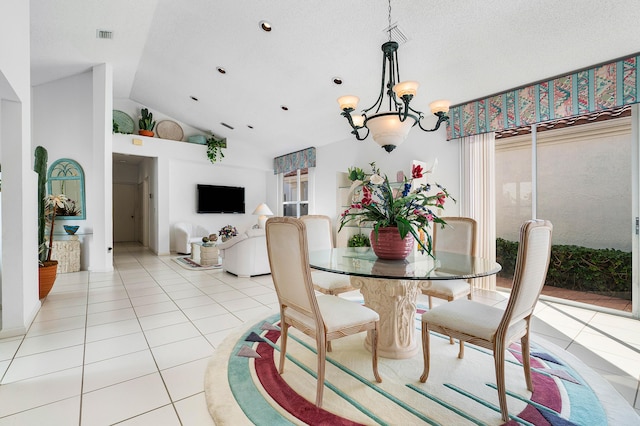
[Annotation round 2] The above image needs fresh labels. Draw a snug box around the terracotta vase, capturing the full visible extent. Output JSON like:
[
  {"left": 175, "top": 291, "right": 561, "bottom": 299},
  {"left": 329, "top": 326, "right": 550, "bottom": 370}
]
[
  {"left": 370, "top": 227, "right": 414, "bottom": 260},
  {"left": 38, "top": 260, "right": 59, "bottom": 299},
  {"left": 138, "top": 129, "right": 154, "bottom": 137}
]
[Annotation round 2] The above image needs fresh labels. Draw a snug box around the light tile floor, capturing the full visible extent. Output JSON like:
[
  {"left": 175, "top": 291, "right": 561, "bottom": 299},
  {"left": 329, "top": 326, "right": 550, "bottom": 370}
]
[{"left": 0, "top": 242, "right": 638, "bottom": 424}]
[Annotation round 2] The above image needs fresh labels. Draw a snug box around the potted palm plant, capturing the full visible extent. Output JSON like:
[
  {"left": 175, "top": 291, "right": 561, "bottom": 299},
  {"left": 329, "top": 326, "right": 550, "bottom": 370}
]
[{"left": 138, "top": 108, "right": 156, "bottom": 137}]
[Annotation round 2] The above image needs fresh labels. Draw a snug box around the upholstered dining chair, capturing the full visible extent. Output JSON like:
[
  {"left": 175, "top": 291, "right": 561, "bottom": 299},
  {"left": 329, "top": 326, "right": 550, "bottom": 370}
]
[
  {"left": 265, "top": 217, "right": 382, "bottom": 407},
  {"left": 421, "top": 217, "right": 477, "bottom": 309},
  {"left": 300, "top": 215, "right": 354, "bottom": 296},
  {"left": 420, "top": 219, "right": 553, "bottom": 422}
]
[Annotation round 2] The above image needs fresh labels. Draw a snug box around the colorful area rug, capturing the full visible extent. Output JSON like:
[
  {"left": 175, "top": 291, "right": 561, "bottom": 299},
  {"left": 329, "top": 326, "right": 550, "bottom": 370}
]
[
  {"left": 172, "top": 256, "right": 221, "bottom": 270},
  {"left": 205, "top": 307, "right": 638, "bottom": 425}
]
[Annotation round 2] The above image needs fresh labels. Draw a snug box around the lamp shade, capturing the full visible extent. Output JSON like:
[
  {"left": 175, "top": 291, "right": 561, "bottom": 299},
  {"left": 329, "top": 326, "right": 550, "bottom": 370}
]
[
  {"left": 393, "top": 80, "right": 419, "bottom": 98},
  {"left": 252, "top": 203, "right": 274, "bottom": 216},
  {"left": 337, "top": 95, "right": 359, "bottom": 111},
  {"left": 429, "top": 99, "right": 451, "bottom": 114},
  {"left": 366, "top": 112, "right": 417, "bottom": 151}
]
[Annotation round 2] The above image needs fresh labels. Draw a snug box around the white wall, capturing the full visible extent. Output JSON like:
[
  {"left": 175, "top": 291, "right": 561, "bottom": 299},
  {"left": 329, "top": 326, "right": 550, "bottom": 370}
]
[
  {"left": 32, "top": 71, "right": 96, "bottom": 271},
  {"left": 0, "top": 0, "right": 41, "bottom": 337},
  {"left": 113, "top": 133, "right": 275, "bottom": 254}
]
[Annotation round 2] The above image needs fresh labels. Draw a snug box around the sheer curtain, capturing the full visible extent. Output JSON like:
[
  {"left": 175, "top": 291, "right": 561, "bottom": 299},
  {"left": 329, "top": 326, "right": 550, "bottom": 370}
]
[{"left": 460, "top": 132, "right": 496, "bottom": 290}]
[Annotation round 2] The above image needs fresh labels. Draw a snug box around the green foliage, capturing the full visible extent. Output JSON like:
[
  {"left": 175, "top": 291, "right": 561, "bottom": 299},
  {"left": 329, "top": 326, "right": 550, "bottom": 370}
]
[
  {"left": 138, "top": 108, "right": 156, "bottom": 131},
  {"left": 347, "top": 233, "right": 370, "bottom": 247},
  {"left": 496, "top": 237, "right": 631, "bottom": 300},
  {"left": 347, "top": 166, "right": 366, "bottom": 181},
  {"left": 206, "top": 136, "right": 226, "bottom": 164},
  {"left": 34, "top": 146, "right": 48, "bottom": 263}
]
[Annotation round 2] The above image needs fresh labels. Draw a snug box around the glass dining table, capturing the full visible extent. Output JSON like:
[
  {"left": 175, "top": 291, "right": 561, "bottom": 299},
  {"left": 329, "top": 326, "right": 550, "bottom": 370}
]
[{"left": 308, "top": 248, "right": 502, "bottom": 359}]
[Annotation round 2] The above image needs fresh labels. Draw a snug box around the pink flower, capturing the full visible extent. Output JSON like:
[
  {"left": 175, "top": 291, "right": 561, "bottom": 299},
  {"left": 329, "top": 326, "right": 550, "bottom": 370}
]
[
  {"left": 436, "top": 192, "right": 446, "bottom": 206},
  {"left": 427, "top": 213, "right": 434, "bottom": 221},
  {"left": 412, "top": 164, "right": 424, "bottom": 179}
]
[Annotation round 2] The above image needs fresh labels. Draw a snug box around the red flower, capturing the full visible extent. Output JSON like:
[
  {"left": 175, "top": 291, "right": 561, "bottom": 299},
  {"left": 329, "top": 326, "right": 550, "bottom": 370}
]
[
  {"left": 412, "top": 164, "right": 424, "bottom": 179},
  {"left": 436, "top": 192, "right": 446, "bottom": 206},
  {"left": 361, "top": 186, "right": 373, "bottom": 206}
]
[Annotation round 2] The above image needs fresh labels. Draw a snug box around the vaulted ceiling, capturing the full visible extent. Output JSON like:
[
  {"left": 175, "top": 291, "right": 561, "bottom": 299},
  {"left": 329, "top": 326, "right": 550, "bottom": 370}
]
[{"left": 30, "top": 0, "right": 640, "bottom": 158}]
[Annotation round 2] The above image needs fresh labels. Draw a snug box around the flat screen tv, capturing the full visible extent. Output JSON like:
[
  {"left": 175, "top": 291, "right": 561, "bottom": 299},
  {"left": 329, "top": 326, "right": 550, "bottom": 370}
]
[{"left": 197, "top": 184, "right": 245, "bottom": 214}]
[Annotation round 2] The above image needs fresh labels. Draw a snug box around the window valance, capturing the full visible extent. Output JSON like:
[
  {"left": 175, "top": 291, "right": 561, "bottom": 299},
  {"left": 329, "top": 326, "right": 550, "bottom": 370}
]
[
  {"left": 447, "top": 53, "right": 639, "bottom": 140},
  {"left": 273, "top": 147, "right": 316, "bottom": 174}
]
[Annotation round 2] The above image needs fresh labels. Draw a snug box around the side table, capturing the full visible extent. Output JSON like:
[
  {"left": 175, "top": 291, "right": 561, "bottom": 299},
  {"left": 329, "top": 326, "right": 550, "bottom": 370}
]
[
  {"left": 191, "top": 242, "right": 220, "bottom": 266},
  {"left": 51, "top": 238, "right": 81, "bottom": 273}
]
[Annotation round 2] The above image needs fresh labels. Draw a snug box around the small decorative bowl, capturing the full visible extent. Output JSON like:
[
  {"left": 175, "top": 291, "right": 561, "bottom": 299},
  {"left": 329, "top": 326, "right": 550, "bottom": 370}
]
[{"left": 63, "top": 225, "right": 79, "bottom": 235}]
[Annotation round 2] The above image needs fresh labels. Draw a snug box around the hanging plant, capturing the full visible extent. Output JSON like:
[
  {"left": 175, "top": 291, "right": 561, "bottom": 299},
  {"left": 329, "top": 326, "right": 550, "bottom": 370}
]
[{"left": 206, "top": 135, "right": 226, "bottom": 164}]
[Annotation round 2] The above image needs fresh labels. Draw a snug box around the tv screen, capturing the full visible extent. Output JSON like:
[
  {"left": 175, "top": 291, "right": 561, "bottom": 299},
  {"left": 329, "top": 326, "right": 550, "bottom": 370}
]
[{"left": 197, "top": 184, "right": 245, "bottom": 214}]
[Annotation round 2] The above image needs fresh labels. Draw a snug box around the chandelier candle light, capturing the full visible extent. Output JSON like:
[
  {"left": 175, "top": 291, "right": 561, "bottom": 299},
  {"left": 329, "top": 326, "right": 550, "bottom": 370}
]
[{"left": 337, "top": 0, "right": 450, "bottom": 152}]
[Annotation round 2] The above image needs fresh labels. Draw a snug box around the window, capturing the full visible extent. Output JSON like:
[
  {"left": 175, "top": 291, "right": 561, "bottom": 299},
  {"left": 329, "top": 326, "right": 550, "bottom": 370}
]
[{"left": 282, "top": 168, "right": 309, "bottom": 217}]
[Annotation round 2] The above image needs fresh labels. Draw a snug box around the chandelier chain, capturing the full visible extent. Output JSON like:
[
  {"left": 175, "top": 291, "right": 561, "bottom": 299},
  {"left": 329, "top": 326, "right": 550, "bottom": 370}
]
[{"left": 387, "top": 0, "right": 392, "bottom": 41}]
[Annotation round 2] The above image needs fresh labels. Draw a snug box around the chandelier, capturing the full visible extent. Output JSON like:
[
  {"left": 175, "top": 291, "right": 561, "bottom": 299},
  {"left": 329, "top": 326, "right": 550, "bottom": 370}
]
[{"left": 337, "top": 0, "right": 450, "bottom": 152}]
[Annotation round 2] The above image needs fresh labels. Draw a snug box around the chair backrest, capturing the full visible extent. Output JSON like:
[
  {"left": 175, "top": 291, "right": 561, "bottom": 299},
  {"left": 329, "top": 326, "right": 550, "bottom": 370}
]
[
  {"left": 500, "top": 219, "right": 553, "bottom": 330},
  {"left": 266, "top": 217, "right": 322, "bottom": 321},
  {"left": 300, "top": 215, "right": 334, "bottom": 251},
  {"left": 434, "top": 217, "right": 477, "bottom": 256}
]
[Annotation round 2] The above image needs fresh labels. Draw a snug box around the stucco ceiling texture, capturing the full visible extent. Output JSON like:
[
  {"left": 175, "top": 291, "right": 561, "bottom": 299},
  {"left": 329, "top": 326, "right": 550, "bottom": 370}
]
[{"left": 30, "top": 0, "right": 640, "bottom": 157}]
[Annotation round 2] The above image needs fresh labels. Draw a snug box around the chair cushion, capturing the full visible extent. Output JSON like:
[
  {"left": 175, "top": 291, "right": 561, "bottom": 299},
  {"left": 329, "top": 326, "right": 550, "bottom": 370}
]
[
  {"left": 422, "top": 299, "right": 527, "bottom": 342},
  {"left": 422, "top": 279, "right": 470, "bottom": 299},
  {"left": 285, "top": 296, "right": 378, "bottom": 334},
  {"left": 311, "top": 270, "right": 351, "bottom": 291}
]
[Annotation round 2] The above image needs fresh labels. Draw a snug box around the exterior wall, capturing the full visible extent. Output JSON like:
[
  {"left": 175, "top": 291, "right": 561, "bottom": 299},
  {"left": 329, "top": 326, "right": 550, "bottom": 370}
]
[{"left": 496, "top": 118, "right": 631, "bottom": 251}]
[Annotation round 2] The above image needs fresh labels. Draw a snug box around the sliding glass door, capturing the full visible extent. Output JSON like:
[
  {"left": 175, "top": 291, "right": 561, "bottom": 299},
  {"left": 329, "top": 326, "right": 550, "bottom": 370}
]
[{"left": 495, "top": 111, "right": 634, "bottom": 314}]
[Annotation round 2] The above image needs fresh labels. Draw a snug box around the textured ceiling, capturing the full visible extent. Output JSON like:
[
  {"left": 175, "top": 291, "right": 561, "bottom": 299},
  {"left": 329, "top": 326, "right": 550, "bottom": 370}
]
[{"left": 30, "top": 0, "right": 640, "bottom": 158}]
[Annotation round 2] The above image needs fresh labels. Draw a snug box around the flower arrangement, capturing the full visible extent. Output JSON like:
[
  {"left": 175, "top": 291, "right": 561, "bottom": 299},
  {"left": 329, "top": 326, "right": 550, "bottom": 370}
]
[
  {"left": 41, "top": 194, "right": 72, "bottom": 263},
  {"left": 339, "top": 162, "right": 454, "bottom": 255},
  {"left": 56, "top": 198, "right": 82, "bottom": 217},
  {"left": 218, "top": 225, "right": 238, "bottom": 241}
]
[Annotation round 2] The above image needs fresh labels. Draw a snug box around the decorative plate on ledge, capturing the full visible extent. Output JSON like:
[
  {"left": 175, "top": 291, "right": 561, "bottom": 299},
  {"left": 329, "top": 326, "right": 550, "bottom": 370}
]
[
  {"left": 113, "top": 110, "right": 134, "bottom": 134},
  {"left": 156, "top": 120, "right": 184, "bottom": 141}
]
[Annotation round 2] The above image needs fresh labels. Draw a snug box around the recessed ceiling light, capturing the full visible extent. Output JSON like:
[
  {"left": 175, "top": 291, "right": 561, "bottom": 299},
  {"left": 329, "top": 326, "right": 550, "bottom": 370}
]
[
  {"left": 281, "top": 105, "right": 289, "bottom": 111},
  {"left": 190, "top": 96, "right": 199, "bottom": 101},
  {"left": 333, "top": 77, "right": 343, "bottom": 85},
  {"left": 259, "top": 20, "right": 272, "bottom": 32},
  {"left": 216, "top": 67, "right": 226, "bottom": 74}
]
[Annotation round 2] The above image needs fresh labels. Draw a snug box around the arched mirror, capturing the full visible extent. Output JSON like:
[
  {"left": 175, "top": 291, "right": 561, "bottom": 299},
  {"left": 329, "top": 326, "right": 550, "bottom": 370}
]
[{"left": 47, "top": 158, "right": 85, "bottom": 220}]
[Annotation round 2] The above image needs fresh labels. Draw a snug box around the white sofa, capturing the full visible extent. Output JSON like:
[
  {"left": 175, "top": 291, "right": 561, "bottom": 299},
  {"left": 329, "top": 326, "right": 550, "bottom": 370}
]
[
  {"left": 218, "top": 228, "right": 270, "bottom": 277},
  {"left": 174, "top": 222, "right": 210, "bottom": 255}
]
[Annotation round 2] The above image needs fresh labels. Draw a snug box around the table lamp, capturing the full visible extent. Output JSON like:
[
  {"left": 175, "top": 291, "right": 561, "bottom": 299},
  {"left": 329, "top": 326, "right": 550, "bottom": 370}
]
[{"left": 252, "top": 203, "right": 274, "bottom": 228}]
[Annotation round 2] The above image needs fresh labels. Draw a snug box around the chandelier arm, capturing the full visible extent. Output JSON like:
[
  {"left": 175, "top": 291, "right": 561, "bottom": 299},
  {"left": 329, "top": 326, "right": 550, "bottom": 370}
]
[
  {"left": 352, "top": 126, "right": 370, "bottom": 141},
  {"left": 417, "top": 112, "right": 450, "bottom": 132}
]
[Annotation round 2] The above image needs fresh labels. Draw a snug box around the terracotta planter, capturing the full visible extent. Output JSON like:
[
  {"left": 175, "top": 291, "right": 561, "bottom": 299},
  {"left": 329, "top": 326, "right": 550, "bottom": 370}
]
[
  {"left": 370, "top": 227, "right": 414, "bottom": 260},
  {"left": 38, "top": 260, "right": 59, "bottom": 299},
  {"left": 138, "top": 129, "right": 154, "bottom": 137}
]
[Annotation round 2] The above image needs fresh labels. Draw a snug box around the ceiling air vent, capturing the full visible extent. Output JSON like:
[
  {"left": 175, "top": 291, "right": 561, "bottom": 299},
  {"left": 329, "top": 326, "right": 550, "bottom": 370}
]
[
  {"left": 96, "top": 30, "right": 113, "bottom": 40},
  {"left": 220, "top": 122, "right": 234, "bottom": 130},
  {"left": 383, "top": 24, "right": 408, "bottom": 44}
]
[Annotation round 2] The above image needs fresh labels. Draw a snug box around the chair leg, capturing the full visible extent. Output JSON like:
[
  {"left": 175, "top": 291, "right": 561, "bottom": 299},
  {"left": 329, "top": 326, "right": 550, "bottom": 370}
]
[
  {"left": 458, "top": 340, "right": 465, "bottom": 359},
  {"left": 371, "top": 323, "right": 382, "bottom": 383},
  {"left": 316, "top": 334, "right": 326, "bottom": 407},
  {"left": 521, "top": 331, "right": 533, "bottom": 391},
  {"left": 428, "top": 295, "right": 433, "bottom": 310},
  {"left": 420, "top": 322, "right": 431, "bottom": 382},
  {"left": 494, "top": 347, "right": 510, "bottom": 422},
  {"left": 327, "top": 341, "right": 332, "bottom": 352},
  {"left": 279, "top": 322, "right": 289, "bottom": 374}
]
